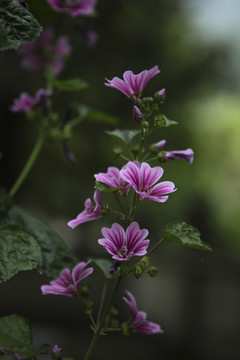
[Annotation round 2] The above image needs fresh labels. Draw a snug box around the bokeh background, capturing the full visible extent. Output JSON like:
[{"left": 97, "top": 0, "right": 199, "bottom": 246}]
[{"left": 1, "top": 0, "right": 240, "bottom": 359}]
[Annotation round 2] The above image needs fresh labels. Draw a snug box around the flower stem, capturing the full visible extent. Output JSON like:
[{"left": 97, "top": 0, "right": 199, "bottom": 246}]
[
  {"left": 83, "top": 275, "right": 122, "bottom": 360},
  {"left": 147, "top": 237, "right": 164, "bottom": 256},
  {"left": 9, "top": 134, "right": 45, "bottom": 197}
]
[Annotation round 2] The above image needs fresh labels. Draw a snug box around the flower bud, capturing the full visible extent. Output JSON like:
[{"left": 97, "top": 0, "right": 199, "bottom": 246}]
[
  {"left": 51, "top": 345, "right": 62, "bottom": 360},
  {"left": 164, "top": 148, "right": 194, "bottom": 164},
  {"left": 133, "top": 105, "right": 143, "bottom": 123},
  {"left": 113, "top": 145, "right": 122, "bottom": 155},
  {"left": 154, "top": 88, "right": 166, "bottom": 101}
]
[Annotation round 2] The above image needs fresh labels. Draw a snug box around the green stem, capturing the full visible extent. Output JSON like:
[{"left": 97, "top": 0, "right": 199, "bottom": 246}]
[
  {"left": 96, "top": 281, "right": 108, "bottom": 324},
  {"left": 9, "top": 134, "right": 45, "bottom": 197},
  {"left": 114, "top": 193, "right": 127, "bottom": 217},
  {"left": 83, "top": 275, "right": 122, "bottom": 360},
  {"left": 147, "top": 237, "right": 164, "bottom": 256}
]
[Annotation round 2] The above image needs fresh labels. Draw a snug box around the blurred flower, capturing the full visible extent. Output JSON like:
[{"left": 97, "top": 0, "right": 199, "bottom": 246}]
[
  {"left": 47, "top": 0, "right": 97, "bottom": 16},
  {"left": 105, "top": 65, "right": 160, "bottom": 98},
  {"left": 98, "top": 222, "right": 150, "bottom": 261},
  {"left": 67, "top": 190, "right": 102, "bottom": 228},
  {"left": 157, "top": 88, "right": 165, "bottom": 96},
  {"left": 63, "top": 143, "right": 76, "bottom": 164},
  {"left": 18, "top": 28, "right": 71, "bottom": 76},
  {"left": 164, "top": 148, "right": 194, "bottom": 164},
  {"left": 123, "top": 290, "right": 163, "bottom": 334},
  {"left": 51, "top": 345, "right": 62, "bottom": 360},
  {"left": 10, "top": 89, "right": 51, "bottom": 113},
  {"left": 41, "top": 261, "right": 94, "bottom": 296},
  {"left": 133, "top": 105, "right": 143, "bottom": 122},
  {"left": 19, "top": 0, "right": 29, "bottom": 10},
  {"left": 94, "top": 166, "right": 130, "bottom": 194},
  {"left": 82, "top": 28, "right": 99, "bottom": 46},
  {"left": 154, "top": 140, "right": 166, "bottom": 150},
  {"left": 120, "top": 161, "right": 176, "bottom": 203}
]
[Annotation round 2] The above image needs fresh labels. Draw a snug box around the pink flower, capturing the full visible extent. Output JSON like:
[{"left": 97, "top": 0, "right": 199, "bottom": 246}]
[
  {"left": 18, "top": 28, "right": 71, "bottom": 76},
  {"left": 94, "top": 166, "right": 130, "bottom": 194},
  {"left": 105, "top": 66, "right": 160, "bottom": 98},
  {"left": 98, "top": 222, "right": 150, "bottom": 261},
  {"left": 67, "top": 190, "right": 102, "bottom": 229},
  {"left": 154, "top": 140, "right": 166, "bottom": 150},
  {"left": 133, "top": 105, "right": 143, "bottom": 122},
  {"left": 123, "top": 290, "right": 163, "bottom": 334},
  {"left": 47, "top": 0, "right": 97, "bottom": 17},
  {"left": 120, "top": 161, "right": 176, "bottom": 203},
  {"left": 41, "top": 260, "right": 94, "bottom": 296},
  {"left": 10, "top": 89, "right": 52, "bottom": 113}
]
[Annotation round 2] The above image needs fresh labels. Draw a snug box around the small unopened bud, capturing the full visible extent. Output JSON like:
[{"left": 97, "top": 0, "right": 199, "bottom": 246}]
[
  {"left": 164, "top": 149, "right": 194, "bottom": 164},
  {"left": 133, "top": 264, "right": 144, "bottom": 279},
  {"left": 113, "top": 145, "right": 122, "bottom": 155},
  {"left": 133, "top": 105, "right": 143, "bottom": 123},
  {"left": 154, "top": 114, "right": 167, "bottom": 127},
  {"left": 154, "top": 88, "right": 166, "bottom": 101},
  {"left": 142, "top": 121, "right": 149, "bottom": 128},
  {"left": 148, "top": 266, "right": 158, "bottom": 277}
]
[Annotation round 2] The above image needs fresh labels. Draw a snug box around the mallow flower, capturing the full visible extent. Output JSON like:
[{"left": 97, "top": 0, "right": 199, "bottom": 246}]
[
  {"left": 18, "top": 28, "right": 71, "bottom": 76},
  {"left": 94, "top": 166, "right": 130, "bottom": 194},
  {"left": 153, "top": 140, "right": 194, "bottom": 164},
  {"left": 47, "top": 0, "right": 97, "bottom": 16},
  {"left": 67, "top": 190, "right": 102, "bottom": 228},
  {"left": 105, "top": 65, "right": 160, "bottom": 98},
  {"left": 10, "top": 89, "right": 51, "bottom": 113},
  {"left": 41, "top": 261, "right": 93, "bottom": 296},
  {"left": 123, "top": 290, "right": 163, "bottom": 334},
  {"left": 98, "top": 222, "right": 150, "bottom": 261},
  {"left": 120, "top": 161, "right": 176, "bottom": 203}
]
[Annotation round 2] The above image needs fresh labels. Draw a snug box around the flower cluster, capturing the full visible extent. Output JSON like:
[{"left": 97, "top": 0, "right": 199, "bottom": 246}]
[
  {"left": 10, "top": 89, "right": 51, "bottom": 113},
  {"left": 18, "top": 28, "right": 71, "bottom": 76}
]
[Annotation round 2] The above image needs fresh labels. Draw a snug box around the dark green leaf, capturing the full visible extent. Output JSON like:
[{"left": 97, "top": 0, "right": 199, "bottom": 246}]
[
  {"left": 90, "top": 258, "right": 113, "bottom": 279},
  {"left": 164, "top": 221, "right": 212, "bottom": 251},
  {"left": 154, "top": 114, "right": 178, "bottom": 128},
  {"left": 48, "top": 76, "right": 88, "bottom": 92},
  {"left": 0, "top": 315, "right": 49, "bottom": 358},
  {"left": 0, "top": 0, "right": 42, "bottom": 51},
  {"left": 75, "top": 104, "right": 118, "bottom": 125},
  {"left": 95, "top": 181, "right": 127, "bottom": 193},
  {"left": 0, "top": 225, "right": 41, "bottom": 282},
  {"left": 105, "top": 129, "right": 140, "bottom": 144},
  {"left": 0, "top": 207, "right": 78, "bottom": 278}
]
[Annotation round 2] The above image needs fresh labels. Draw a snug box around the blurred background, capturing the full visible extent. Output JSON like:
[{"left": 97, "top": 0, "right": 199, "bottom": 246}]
[{"left": 1, "top": 0, "right": 240, "bottom": 359}]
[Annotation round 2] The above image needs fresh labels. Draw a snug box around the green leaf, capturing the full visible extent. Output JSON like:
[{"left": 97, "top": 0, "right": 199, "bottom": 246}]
[
  {"left": 75, "top": 104, "right": 118, "bottom": 125},
  {"left": 0, "top": 0, "right": 42, "bottom": 51},
  {"left": 0, "top": 207, "right": 78, "bottom": 278},
  {"left": 105, "top": 129, "right": 140, "bottom": 144},
  {"left": 164, "top": 221, "right": 212, "bottom": 251},
  {"left": 154, "top": 114, "right": 178, "bottom": 128},
  {"left": 47, "top": 76, "right": 89, "bottom": 92},
  {"left": 0, "top": 225, "right": 41, "bottom": 283},
  {"left": 89, "top": 258, "right": 113, "bottom": 279},
  {"left": 0, "top": 315, "right": 49, "bottom": 358},
  {"left": 95, "top": 181, "right": 127, "bottom": 193}
]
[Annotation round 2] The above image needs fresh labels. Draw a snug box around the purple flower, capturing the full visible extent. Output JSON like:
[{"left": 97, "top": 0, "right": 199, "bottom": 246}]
[
  {"left": 67, "top": 190, "right": 102, "bottom": 229},
  {"left": 164, "top": 149, "right": 194, "bottom": 164},
  {"left": 51, "top": 345, "right": 62, "bottom": 360},
  {"left": 41, "top": 261, "right": 94, "bottom": 296},
  {"left": 47, "top": 0, "right": 97, "bottom": 17},
  {"left": 94, "top": 166, "right": 130, "bottom": 194},
  {"left": 98, "top": 222, "right": 150, "bottom": 261},
  {"left": 123, "top": 290, "right": 163, "bottom": 334},
  {"left": 120, "top": 161, "right": 176, "bottom": 203},
  {"left": 18, "top": 28, "right": 71, "bottom": 76},
  {"left": 157, "top": 88, "right": 166, "bottom": 96},
  {"left": 10, "top": 89, "right": 52, "bottom": 113},
  {"left": 82, "top": 28, "right": 99, "bottom": 46},
  {"left": 133, "top": 105, "right": 143, "bottom": 122},
  {"left": 105, "top": 66, "right": 160, "bottom": 98},
  {"left": 154, "top": 139, "right": 166, "bottom": 150}
]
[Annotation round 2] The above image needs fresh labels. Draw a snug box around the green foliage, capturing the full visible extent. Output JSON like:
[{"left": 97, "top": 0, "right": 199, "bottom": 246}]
[
  {"left": 47, "top": 76, "right": 89, "bottom": 92},
  {"left": 164, "top": 221, "right": 212, "bottom": 251},
  {"left": 76, "top": 104, "right": 119, "bottom": 125},
  {"left": 95, "top": 181, "right": 127, "bottom": 193},
  {"left": 105, "top": 129, "right": 140, "bottom": 144},
  {"left": 0, "top": 225, "right": 41, "bottom": 283},
  {"left": 0, "top": 314, "right": 49, "bottom": 358},
  {"left": 0, "top": 0, "right": 42, "bottom": 51},
  {"left": 90, "top": 258, "right": 113, "bottom": 279}
]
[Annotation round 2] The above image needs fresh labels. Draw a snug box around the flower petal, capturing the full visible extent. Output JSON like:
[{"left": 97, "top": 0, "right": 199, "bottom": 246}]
[
  {"left": 126, "top": 221, "right": 149, "bottom": 252},
  {"left": 120, "top": 161, "right": 141, "bottom": 191},
  {"left": 140, "top": 163, "right": 163, "bottom": 188}
]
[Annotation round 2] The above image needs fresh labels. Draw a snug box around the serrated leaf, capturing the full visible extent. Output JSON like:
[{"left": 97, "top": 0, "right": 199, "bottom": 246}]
[
  {"left": 0, "top": 315, "right": 49, "bottom": 358},
  {"left": 0, "top": 0, "right": 42, "bottom": 51},
  {"left": 164, "top": 221, "right": 212, "bottom": 251},
  {"left": 0, "top": 207, "right": 78, "bottom": 278},
  {"left": 47, "top": 76, "right": 89, "bottom": 92},
  {"left": 105, "top": 129, "right": 140, "bottom": 144},
  {"left": 0, "top": 225, "right": 41, "bottom": 282},
  {"left": 89, "top": 258, "right": 113, "bottom": 279},
  {"left": 154, "top": 114, "right": 178, "bottom": 128},
  {"left": 95, "top": 181, "right": 127, "bottom": 193}
]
